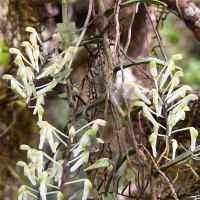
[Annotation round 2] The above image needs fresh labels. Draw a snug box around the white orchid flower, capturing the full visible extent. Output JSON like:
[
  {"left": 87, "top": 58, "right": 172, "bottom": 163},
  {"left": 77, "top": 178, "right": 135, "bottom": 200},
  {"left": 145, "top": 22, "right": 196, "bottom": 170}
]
[
  {"left": 159, "top": 59, "right": 175, "bottom": 89},
  {"left": 36, "top": 80, "right": 57, "bottom": 96},
  {"left": 166, "top": 85, "right": 192, "bottom": 104},
  {"left": 17, "top": 161, "right": 36, "bottom": 185},
  {"left": 2, "top": 74, "right": 26, "bottom": 98},
  {"left": 166, "top": 71, "right": 184, "bottom": 98},
  {"left": 50, "top": 160, "right": 64, "bottom": 187},
  {"left": 171, "top": 139, "right": 178, "bottom": 160},
  {"left": 37, "top": 121, "right": 68, "bottom": 152},
  {"left": 60, "top": 46, "right": 78, "bottom": 68},
  {"left": 149, "top": 132, "right": 157, "bottom": 157},
  {"left": 36, "top": 64, "right": 61, "bottom": 79},
  {"left": 64, "top": 179, "right": 92, "bottom": 200},
  {"left": 190, "top": 127, "right": 198, "bottom": 151},
  {"left": 39, "top": 171, "right": 49, "bottom": 200},
  {"left": 152, "top": 89, "right": 163, "bottom": 117},
  {"left": 18, "top": 185, "right": 28, "bottom": 200},
  {"left": 150, "top": 61, "right": 158, "bottom": 78},
  {"left": 70, "top": 151, "right": 90, "bottom": 172}
]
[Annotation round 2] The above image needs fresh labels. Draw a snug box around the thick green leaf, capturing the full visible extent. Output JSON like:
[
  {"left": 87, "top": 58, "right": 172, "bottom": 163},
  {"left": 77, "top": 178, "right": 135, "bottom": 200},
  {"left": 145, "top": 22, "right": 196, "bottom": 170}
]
[
  {"left": 57, "top": 22, "right": 76, "bottom": 45},
  {"left": 84, "top": 158, "right": 110, "bottom": 172},
  {"left": 79, "top": 38, "right": 103, "bottom": 46},
  {"left": 105, "top": 0, "right": 167, "bottom": 16},
  {"left": 160, "top": 145, "right": 200, "bottom": 171},
  {"left": 114, "top": 57, "right": 166, "bottom": 73},
  {"left": 53, "top": 68, "right": 73, "bottom": 83}
]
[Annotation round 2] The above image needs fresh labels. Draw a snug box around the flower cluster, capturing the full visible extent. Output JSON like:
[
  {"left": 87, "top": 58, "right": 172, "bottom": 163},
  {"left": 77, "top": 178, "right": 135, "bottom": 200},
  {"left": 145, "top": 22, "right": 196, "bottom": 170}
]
[
  {"left": 17, "top": 119, "right": 106, "bottom": 200},
  {"left": 125, "top": 55, "right": 199, "bottom": 159},
  {"left": 3, "top": 27, "right": 108, "bottom": 200},
  {"left": 3, "top": 27, "right": 77, "bottom": 121}
]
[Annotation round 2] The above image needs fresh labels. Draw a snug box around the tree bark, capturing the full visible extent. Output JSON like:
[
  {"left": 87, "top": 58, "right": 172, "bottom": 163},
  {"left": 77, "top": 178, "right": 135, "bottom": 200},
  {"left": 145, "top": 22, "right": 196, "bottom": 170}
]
[{"left": 161, "top": 0, "right": 200, "bottom": 40}]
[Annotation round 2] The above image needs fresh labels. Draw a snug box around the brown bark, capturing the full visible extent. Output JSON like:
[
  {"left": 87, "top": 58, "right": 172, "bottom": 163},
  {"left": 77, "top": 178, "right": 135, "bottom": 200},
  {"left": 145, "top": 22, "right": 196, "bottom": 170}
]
[{"left": 161, "top": 0, "right": 200, "bottom": 40}]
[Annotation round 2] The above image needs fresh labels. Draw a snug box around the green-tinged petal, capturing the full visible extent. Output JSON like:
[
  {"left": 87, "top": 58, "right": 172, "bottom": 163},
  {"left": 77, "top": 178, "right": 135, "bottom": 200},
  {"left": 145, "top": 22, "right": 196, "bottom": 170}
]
[
  {"left": 57, "top": 191, "right": 64, "bottom": 200},
  {"left": 82, "top": 179, "right": 92, "bottom": 200},
  {"left": 95, "top": 119, "right": 107, "bottom": 126},
  {"left": 172, "top": 54, "right": 183, "bottom": 60},
  {"left": 9, "top": 47, "right": 21, "bottom": 55},
  {"left": 150, "top": 61, "right": 158, "bottom": 78},
  {"left": 190, "top": 127, "right": 198, "bottom": 151},
  {"left": 149, "top": 133, "right": 157, "bottom": 157},
  {"left": 171, "top": 139, "right": 178, "bottom": 160},
  {"left": 70, "top": 151, "right": 89, "bottom": 172}
]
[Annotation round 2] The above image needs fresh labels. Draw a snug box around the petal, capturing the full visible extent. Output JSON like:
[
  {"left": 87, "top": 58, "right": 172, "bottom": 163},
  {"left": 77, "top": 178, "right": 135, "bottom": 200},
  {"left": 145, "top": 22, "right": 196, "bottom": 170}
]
[{"left": 70, "top": 151, "right": 89, "bottom": 172}]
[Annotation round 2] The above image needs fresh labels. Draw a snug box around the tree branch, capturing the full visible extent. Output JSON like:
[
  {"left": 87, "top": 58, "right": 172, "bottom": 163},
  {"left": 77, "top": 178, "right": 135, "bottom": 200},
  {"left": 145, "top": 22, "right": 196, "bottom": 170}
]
[{"left": 161, "top": 0, "right": 200, "bottom": 40}]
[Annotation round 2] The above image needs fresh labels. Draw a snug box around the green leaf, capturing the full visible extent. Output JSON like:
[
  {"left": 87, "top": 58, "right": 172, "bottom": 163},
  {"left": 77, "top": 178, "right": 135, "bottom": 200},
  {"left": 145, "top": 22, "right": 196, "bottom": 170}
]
[
  {"left": 84, "top": 158, "right": 110, "bottom": 172},
  {"left": 160, "top": 145, "right": 200, "bottom": 171},
  {"left": 114, "top": 57, "right": 166, "bottom": 73},
  {"left": 53, "top": 68, "right": 73, "bottom": 83},
  {"left": 57, "top": 22, "right": 76, "bottom": 45},
  {"left": 105, "top": 0, "right": 167, "bottom": 16},
  {"left": 79, "top": 38, "right": 103, "bottom": 46}
]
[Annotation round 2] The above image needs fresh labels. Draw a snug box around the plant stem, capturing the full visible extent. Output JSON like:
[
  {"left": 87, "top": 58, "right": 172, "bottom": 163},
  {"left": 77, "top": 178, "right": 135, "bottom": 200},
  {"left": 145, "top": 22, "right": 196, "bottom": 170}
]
[{"left": 62, "top": 1, "right": 68, "bottom": 24}]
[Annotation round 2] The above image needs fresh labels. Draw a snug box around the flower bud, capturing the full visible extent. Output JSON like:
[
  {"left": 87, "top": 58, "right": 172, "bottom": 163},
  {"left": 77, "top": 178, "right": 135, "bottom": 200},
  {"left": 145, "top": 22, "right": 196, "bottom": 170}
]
[{"left": 69, "top": 126, "right": 76, "bottom": 142}]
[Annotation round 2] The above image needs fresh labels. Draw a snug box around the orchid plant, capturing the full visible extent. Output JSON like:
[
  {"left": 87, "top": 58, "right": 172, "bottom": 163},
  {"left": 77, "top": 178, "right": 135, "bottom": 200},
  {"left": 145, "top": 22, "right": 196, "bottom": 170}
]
[
  {"left": 4, "top": 25, "right": 199, "bottom": 200},
  {"left": 3, "top": 27, "right": 108, "bottom": 200},
  {"left": 125, "top": 55, "right": 199, "bottom": 160}
]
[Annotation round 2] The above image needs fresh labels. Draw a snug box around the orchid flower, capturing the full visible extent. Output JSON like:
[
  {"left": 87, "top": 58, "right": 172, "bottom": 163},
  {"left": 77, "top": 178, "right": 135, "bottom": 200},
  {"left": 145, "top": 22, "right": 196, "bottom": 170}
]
[
  {"left": 36, "top": 64, "right": 62, "bottom": 80},
  {"left": 36, "top": 80, "right": 57, "bottom": 96},
  {"left": 20, "top": 145, "right": 44, "bottom": 177},
  {"left": 135, "top": 101, "right": 159, "bottom": 128},
  {"left": 39, "top": 171, "right": 49, "bottom": 200},
  {"left": 166, "top": 85, "right": 192, "bottom": 104},
  {"left": 17, "top": 161, "right": 36, "bottom": 185},
  {"left": 149, "top": 132, "right": 158, "bottom": 157},
  {"left": 171, "top": 139, "right": 178, "bottom": 160},
  {"left": 64, "top": 179, "right": 92, "bottom": 200},
  {"left": 125, "top": 83, "right": 151, "bottom": 105},
  {"left": 21, "top": 41, "right": 37, "bottom": 70},
  {"left": 190, "top": 127, "right": 198, "bottom": 151},
  {"left": 150, "top": 61, "right": 158, "bottom": 79},
  {"left": 152, "top": 89, "right": 163, "bottom": 117},
  {"left": 167, "top": 111, "right": 176, "bottom": 136},
  {"left": 166, "top": 71, "right": 184, "bottom": 98},
  {"left": 159, "top": 59, "right": 175, "bottom": 89},
  {"left": 57, "top": 191, "right": 64, "bottom": 200},
  {"left": 50, "top": 160, "right": 64, "bottom": 187},
  {"left": 2, "top": 74, "right": 26, "bottom": 98},
  {"left": 26, "top": 26, "right": 43, "bottom": 47},
  {"left": 37, "top": 121, "right": 68, "bottom": 152},
  {"left": 60, "top": 46, "right": 78, "bottom": 68},
  {"left": 171, "top": 127, "right": 198, "bottom": 151},
  {"left": 72, "top": 131, "right": 91, "bottom": 157},
  {"left": 70, "top": 151, "right": 90, "bottom": 172}
]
